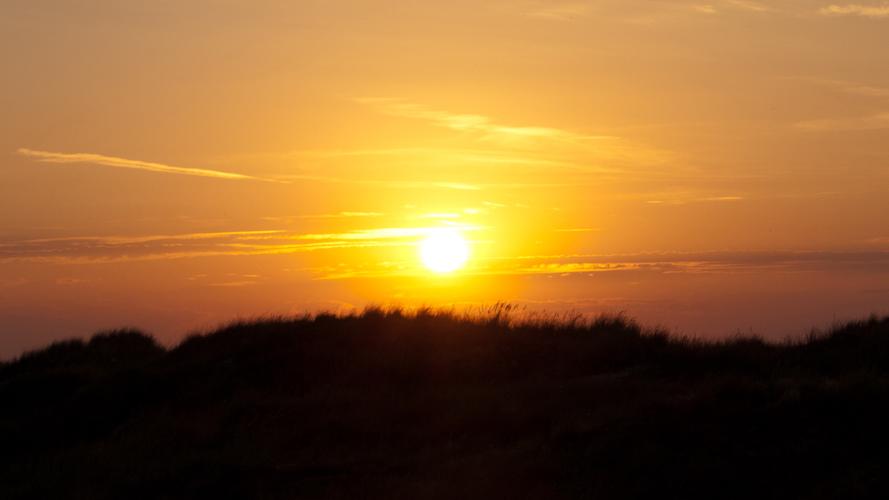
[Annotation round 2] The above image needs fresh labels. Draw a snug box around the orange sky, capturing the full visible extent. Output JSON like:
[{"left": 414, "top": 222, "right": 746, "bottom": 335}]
[{"left": 3, "top": 1, "right": 889, "bottom": 356}]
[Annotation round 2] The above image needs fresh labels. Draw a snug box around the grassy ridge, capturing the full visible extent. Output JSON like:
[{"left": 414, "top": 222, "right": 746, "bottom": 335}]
[{"left": 3, "top": 307, "right": 889, "bottom": 499}]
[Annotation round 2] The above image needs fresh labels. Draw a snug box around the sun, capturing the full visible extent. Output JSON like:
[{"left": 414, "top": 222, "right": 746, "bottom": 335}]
[{"left": 419, "top": 230, "right": 470, "bottom": 274}]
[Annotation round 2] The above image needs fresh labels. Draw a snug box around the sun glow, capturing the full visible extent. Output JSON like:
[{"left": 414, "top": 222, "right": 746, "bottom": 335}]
[{"left": 419, "top": 230, "right": 470, "bottom": 274}]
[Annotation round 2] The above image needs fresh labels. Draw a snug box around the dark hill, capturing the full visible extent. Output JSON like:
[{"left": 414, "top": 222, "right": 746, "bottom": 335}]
[{"left": 4, "top": 308, "right": 889, "bottom": 499}]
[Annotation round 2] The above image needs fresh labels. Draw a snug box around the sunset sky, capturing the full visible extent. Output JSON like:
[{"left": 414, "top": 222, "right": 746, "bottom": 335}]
[{"left": 3, "top": 0, "right": 889, "bottom": 356}]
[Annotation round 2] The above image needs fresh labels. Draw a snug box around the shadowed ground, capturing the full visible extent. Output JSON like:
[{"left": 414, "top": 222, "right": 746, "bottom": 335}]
[{"left": 3, "top": 307, "right": 889, "bottom": 499}]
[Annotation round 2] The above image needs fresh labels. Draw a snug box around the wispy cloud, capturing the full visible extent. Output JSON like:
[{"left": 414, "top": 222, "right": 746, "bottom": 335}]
[
  {"left": 0, "top": 230, "right": 291, "bottom": 264},
  {"left": 490, "top": 249, "right": 889, "bottom": 277},
  {"left": 692, "top": 5, "right": 718, "bottom": 15},
  {"left": 645, "top": 195, "right": 745, "bottom": 205},
  {"left": 356, "top": 98, "right": 615, "bottom": 146},
  {"left": 355, "top": 98, "right": 672, "bottom": 170},
  {"left": 307, "top": 249, "right": 889, "bottom": 280},
  {"left": 292, "top": 147, "right": 588, "bottom": 170},
  {"left": 18, "top": 149, "right": 282, "bottom": 182},
  {"left": 795, "top": 113, "right": 889, "bottom": 131},
  {"left": 702, "top": 195, "right": 745, "bottom": 202},
  {"left": 280, "top": 173, "right": 481, "bottom": 191},
  {"left": 866, "top": 237, "right": 889, "bottom": 246},
  {"left": 15, "top": 227, "right": 885, "bottom": 282},
  {"left": 819, "top": 4, "right": 889, "bottom": 18},
  {"left": 790, "top": 77, "right": 889, "bottom": 99},
  {"left": 3, "top": 230, "right": 285, "bottom": 246},
  {"left": 0, "top": 226, "right": 478, "bottom": 265},
  {"left": 511, "top": 0, "right": 778, "bottom": 24},
  {"left": 295, "top": 225, "right": 479, "bottom": 242},
  {"left": 724, "top": 0, "right": 774, "bottom": 12},
  {"left": 688, "top": 1, "right": 781, "bottom": 16},
  {"left": 287, "top": 147, "right": 634, "bottom": 187},
  {"left": 785, "top": 79, "right": 889, "bottom": 132}
]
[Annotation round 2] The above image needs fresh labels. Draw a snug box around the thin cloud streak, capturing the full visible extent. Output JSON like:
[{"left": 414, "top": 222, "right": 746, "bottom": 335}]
[
  {"left": 281, "top": 174, "right": 482, "bottom": 191},
  {"left": 510, "top": 0, "right": 779, "bottom": 24},
  {"left": 503, "top": 250, "right": 889, "bottom": 276},
  {"left": 788, "top": 77, "right": 889, "bottom": 99},
  {"left": 692, "top": 5, "right": 718, "bottom": 15},
  {"left": 311, "top": 249, "right": 889, "bottom": 280},
  {"left": 291, "top": 147, "right": 604, "bottom": 171},
  {"left": 3, "top": 230, "right": 285, "bottom": 247},
  {"left": 18, "top": 149, "right": 284, "bottom": 183},
  {"left": 5, "top": 228, "right": 889, "bottom": 282},
  {"left": 724, "top": 0, "right": 774, "bottom": 13},
  {"left": 645, "top": 195, "right": 745, "bottom": 205},
  {"left": 820, "top": 4, "right": 889, "bottom": 18},
  {"left": 0, "top": 238, "right": 407, "bottom": 265},
  {"left": 795, "top": 113, "right": 889, "bottom": 131},
  {"left": 356, "top": 97, "right": 614, "bottom": 145},
  {"left": 354, "top": 98, "right": 674, "bottom": 173},
  {"left": 295, "top": 226, "right": 481, "bottom": 242},
  {"left": 0, "top": 226, "right": 479, "bottom": 264}
]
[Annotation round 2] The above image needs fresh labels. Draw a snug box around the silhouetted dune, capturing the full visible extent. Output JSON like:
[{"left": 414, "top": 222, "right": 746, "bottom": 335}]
[{"left": 3, "top": 308, "right": 889, "bottom": 499}]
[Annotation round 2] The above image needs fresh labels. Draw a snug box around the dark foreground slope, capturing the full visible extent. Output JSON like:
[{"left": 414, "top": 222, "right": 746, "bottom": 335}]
[{"left": 4, "top": 310, "right": 889, "bottom": 500}]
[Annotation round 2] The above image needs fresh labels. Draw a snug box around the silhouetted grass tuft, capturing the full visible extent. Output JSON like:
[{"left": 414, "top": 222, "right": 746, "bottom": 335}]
[{"left": 3, "top": 308, "right": 889, "bottom": 499}]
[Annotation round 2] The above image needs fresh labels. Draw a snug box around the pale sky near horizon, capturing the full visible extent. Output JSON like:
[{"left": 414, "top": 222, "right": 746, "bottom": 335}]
[{"left": 2, "top": 0, "right": 889, "bottom": 357}]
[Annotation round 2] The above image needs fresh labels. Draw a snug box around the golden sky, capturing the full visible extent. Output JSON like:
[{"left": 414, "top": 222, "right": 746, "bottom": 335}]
[{"left": 2, "top": 1, "right": 889, "bottom": 355}]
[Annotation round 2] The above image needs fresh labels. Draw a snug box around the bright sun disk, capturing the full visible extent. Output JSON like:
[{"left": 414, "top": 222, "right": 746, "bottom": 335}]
[{"left": 419, "top": 230, "right": 470, "bottom": 274}]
